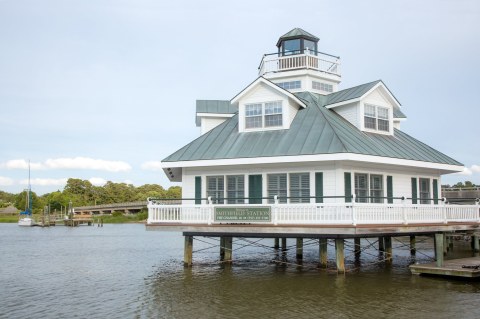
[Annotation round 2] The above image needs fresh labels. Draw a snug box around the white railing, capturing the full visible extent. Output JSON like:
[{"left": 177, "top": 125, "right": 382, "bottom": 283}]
[
  {"left": 258, "top": 50, "right": 341, "bottom": 77},
  {"left": 147, "top": 202, "right": 480, "bottom": 226}
]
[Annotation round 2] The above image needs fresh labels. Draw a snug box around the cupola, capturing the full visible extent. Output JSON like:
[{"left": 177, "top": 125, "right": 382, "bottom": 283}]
[{"left": 259, "top": 28, "right": 341, "bottom": 95}]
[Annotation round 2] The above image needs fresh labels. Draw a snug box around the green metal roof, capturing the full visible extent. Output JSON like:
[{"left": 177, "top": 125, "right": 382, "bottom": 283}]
[
  {"left": 195, "top": 100, "right": 237, "bottom": 126},
  {"left": 277, "top": 28, "right": 319, "bottom": 47},
  {"left": 164, "top": 90, "right": 460, "bottom": 166}
]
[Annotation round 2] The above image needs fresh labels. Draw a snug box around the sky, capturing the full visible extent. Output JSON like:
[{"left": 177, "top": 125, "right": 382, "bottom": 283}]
[{"left": 1, "top": 0, "right": 479, "bottom": 195}]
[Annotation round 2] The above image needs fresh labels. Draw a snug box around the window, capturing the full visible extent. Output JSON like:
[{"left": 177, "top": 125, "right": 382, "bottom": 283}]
[
  {"left": 283, "top": 39, "right": 301, "bottom": 55},
  {"left": 354, "top": 173, "right": 383, "bottom": 203},
  {"left": 227, "top": 175, "right": 244, "bottom": 204},
  {"left": 267, "top": 174, "right": 287, "bottom": 203},
  {"left": 312, "top": 81, "right": 333, "bottom": 93},
  {"left": 265, "top": 101, "right": 283, "bottom": 127},
  {"left": 277, "top": 81, "right": 301, "bottom": 90},
  {"left": 290, "top": 173, "right": 310, "bottom": 203},
  {"left": 370, "top": 175, "right": 384, "bottom": 203},
  {"left": 207, "top": 176, "right": 224, "bottom": 204},
  {"left": 364, "top": 104, "right": 390, "bottom": 132},
  {"left": 419, "top": 178, "right": 430, "bottom": 204},
  {"left": 245, "top": 104, "right": 262, "bottom": 129},
  {"left": 245, "top": 101, "right": 283, "bottom": 130},
  {"left": 304, "top": 40, "right": 316, "bottom": 53}
]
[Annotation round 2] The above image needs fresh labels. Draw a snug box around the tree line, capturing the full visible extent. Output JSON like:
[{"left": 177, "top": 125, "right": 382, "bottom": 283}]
[{"left": 0, "top": 178, "right": 181, "bottom": 213}]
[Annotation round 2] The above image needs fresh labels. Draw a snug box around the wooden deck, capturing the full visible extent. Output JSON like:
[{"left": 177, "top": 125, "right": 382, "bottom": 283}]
[{"left": 410, "top": 256, "right": 480, "bottom": 278}]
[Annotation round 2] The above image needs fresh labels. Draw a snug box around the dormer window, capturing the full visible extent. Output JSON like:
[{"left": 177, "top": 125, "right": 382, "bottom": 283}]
[
  {"left": 245, "top": 101, "right": 283, "bottom": 130},
  {"left": 364, "top": 104, "right": 389, "bottom": 132}
]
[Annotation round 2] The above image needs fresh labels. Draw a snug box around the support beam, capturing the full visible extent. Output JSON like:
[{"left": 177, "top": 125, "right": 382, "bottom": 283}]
[
  {"left": 410, "top": 235, "right": 416, "bottom": 255},
  {"left": 354, "top": 238, "right": 361, "bottom": 258},
  {"left": 435, "top": 233, "right": 444, "bottom": 267},
  {"left": 474, "top": 235, "right": 479, "bottom": 253},
  {"left": 220, "top": 237, "right": 225, "bottom": 261},
  {"left": 184, "top": 236, "right": 193, "bottom": 267},
  {"left": 335, "top": 238, "right": 345, "bottom": 274},
  {"left": 223, "top": 237, "right": 233, "bottom": 264},
  {"left": 384, "top": 237, "right": 392, "bottom": 264},
  {"left": 319, "top": 238, "right": 328, "bottom": 268},
  {"left": 274, "top": 238, "right": 279, "bottom": 250},
  {"left": 296, "top": 238, "right": 303, "bottom": 260},
  {"left": 379, "top": 236, "right": 385, "bottom": 252}
]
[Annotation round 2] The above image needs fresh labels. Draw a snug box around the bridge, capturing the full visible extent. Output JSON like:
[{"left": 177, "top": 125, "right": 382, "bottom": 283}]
[{"left": 74, "top": 200, "right": 180, "bottom": 215}]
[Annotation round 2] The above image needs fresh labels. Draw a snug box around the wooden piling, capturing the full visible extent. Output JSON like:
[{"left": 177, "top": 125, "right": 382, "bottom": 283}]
[
  {"left": 384, "top": 237, "right": 392, "bottom": 264},
  {"left": 319, "top": 238, "right": 328, "bottom": 268},
  {"left": 281, "top": 238, "right": 287, "bottom": 253},
  {"left": 274, "top": 238, "right": 279, "bottom": 250},
  {"left": 223, "top": 237, "right": 233, "bottom": 264},
  {"left": 296, "top": 238, "right": 303, "bottom": 260},
  {"left": 435, "top": 233, "right": 444, "bottom": 267},
  {"left": 379, "top": 236, "right": 385, "bottom": 252},
  {"left": 474, "top": 235, "right": 479, "bottom": 253},
  {"left": 220, "top": 237, "right": 225, "bottom": 261},
  {"left": 354, "top": 238, "right": 361, "bottom": 258},
  {"left": 184, "top": 236, "right": 193, "bottom": 267},
  {"left": 443, "top": 233, "right": 448, "bottom": 255},
  {"left": 409, "top": 235, "right": 416, "bottom": 255},
  {"left": 335, "top": 238, "right": 345, "bottom": 274}
]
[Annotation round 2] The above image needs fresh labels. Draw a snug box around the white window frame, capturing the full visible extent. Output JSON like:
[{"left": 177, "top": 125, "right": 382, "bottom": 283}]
[
  {"left": 354, "top": 172, "right": 384, "bottom": 203},
  {"left": 312, "top": 81, "right": 333, "bottom": 93},
  {"left": 363, "top": 103, "right": 391, "bottom": 133},
  {"left": 244, "top": 101, "right": 283, "bottom": 130}
]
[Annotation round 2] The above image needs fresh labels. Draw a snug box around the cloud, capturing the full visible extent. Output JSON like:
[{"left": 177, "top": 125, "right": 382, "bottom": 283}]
[
  {"left": 456, "top": 167, "right": 473, "bottom": 176},
  {"left": 1, "top": 157, "right": 131, "bottom": 172},
  {"left": 20, "top": 178, "right": 69, "bottom": 186},
  {"left": 0, "top": 176, "right": 14, "bottom": 186},
  {"left": 141, "top": 161, "right": 163, "bottom": 171},
  {"left": 89, "top": 177, "right": 107, "bottom": 186},
  {"left": 472, "top": 165, "right": 480, "bottom": 173}
]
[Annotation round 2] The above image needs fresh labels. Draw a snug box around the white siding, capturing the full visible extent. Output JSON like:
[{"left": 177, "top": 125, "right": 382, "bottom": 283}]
[
  {"left": 200, "top": 117, "right": 228, "bottom": 135},
  {"left": 334, "top": 102, "right": 359, "bottom": 129}
]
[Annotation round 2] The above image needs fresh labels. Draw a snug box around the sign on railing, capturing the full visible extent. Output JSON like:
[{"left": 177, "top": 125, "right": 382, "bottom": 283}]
[{"left": 214, "top": 206, "right": 271, "bottom": 223}]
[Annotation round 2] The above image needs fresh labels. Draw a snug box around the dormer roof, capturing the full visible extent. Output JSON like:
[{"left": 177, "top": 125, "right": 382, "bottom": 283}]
[{"left": 195, "top": 100, "right": 237, "bottom": 126}]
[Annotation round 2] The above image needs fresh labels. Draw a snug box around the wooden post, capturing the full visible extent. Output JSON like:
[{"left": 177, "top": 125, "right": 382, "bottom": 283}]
[
  {"left": 435, "top": 233, "right": 444, "bottom": 267},
  {"left": 184, "top": 236, "right": 193, "bottom": 267},
  {"left": 223, "top": 237, "right": 233, "bottom": 264},
  {"left": 474, "top": 235, "right": 479, "bottom": 253},
  {"left": 410, "top": 235, "right": 416, "bottom": 255},
  {"left": 448, "top": 236, "right": 454, "bottom": 250},
  {"left": 443, "top": 233, "right": 448, "bottom": 255},
  {"left": 220, "top": 237, "right": 225, "bottom": 261},
  {"left": 281, "top": 238, "right": 287, "bottom": 253},
  {"left": 296, "top": 238, "right": 303, "bottom": 260},
  {"left": 274, "top": 238, "right": 279, "bottom": 250},
  {"left": 354, "top": 238, "right": 361, "bottom": 258},
  {"left": 335, "top": 238, "right": 345, "bottom": 274},
  {"left": 384, "top": 237, "right": 392, "bottom": 264},
  {"left": 319, "top": 238, "right": 328, "bottom": 268},
  {"left": 379, "top": 236, "right": 385, "bottom": 252}
]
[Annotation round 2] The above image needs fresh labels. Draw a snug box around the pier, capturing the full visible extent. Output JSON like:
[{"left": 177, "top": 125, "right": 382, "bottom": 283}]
[{"left": 146, "top": 196, "right": 480, "bottom": 273}]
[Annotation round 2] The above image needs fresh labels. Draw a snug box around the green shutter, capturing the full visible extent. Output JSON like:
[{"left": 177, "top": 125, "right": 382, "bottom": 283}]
[
  {"left": 249, "top": 175, "right": 263, "bottom": 204},
  {"left": 433, "top": 179, "right": 438, "bottom": 204},
  {"left": 315, "top": 172, "right": 323, "bottom": 203},
  {"left": 195, "top": 176, "right": 201, "bottom": 204},
  {"left": 387, "top": 176, "right": 393, "bottom": 204},
  {"left": 344, "top": 172, "right": 352, "bottom": 203},
  {"left": 411, "top": 178, "right": 418, "bottom": 204}
]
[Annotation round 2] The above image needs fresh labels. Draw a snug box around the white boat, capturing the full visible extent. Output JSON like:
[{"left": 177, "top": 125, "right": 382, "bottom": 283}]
[{"left": 18, "top": 161, "right": 35, "bottom": 227}]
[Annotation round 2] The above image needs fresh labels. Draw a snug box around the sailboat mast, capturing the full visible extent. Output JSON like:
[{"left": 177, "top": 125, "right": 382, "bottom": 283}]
[{"left": 28, "top": 160, "right": 32, "bottom": 213}]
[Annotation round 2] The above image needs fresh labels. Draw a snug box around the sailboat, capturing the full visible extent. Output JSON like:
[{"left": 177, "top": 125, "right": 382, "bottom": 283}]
[{"left": 18, "top": 161, "right": 35, "bottom": 227}]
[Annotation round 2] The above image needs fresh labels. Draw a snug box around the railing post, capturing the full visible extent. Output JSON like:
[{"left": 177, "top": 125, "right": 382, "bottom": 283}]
[
  {"left": 442, "top": 197, "right": 448, "bottom": 224},
  {"left": 273, "top": 195, "right": 278, "bottom": 226},
  {"left": 208, "top": 196, "right": 213, "bottom": 225},
  {"left": 351, "top": 194, "right": 356, "bottom": 226},
  {"left": 476, "top": 199, "right": 480, "bottom": 223},
  {"left": 402, "top": 196, "right": 408, "bottom": 225}
]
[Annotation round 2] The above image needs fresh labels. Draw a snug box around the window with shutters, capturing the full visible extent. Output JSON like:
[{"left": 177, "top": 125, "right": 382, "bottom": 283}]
[
  {"left": 355, "top": 173, "right": 384, "bottom": 203},
  {"left": 267, "top": 174, "right": 287, "bottom": 203},
  {"left": 419, "top": 178, "right": 430, "bottom": 204},
  {"left": 207, "top": 176, "right": 224, "bottom": 204},
  {"left": 227, "top": 175, "right": 244, "bottom": 204},
  {"left": 290, "top": 173, "right": 310, "bottom": 203}
]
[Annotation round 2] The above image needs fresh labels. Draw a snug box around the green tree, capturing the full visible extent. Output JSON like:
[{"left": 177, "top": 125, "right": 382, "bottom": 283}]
[
  {"left": 165, "top": 186, "right": 181, "bottom": 199},
  {"left": 14, "top": 190, "right": 44, "bottom": 213}
]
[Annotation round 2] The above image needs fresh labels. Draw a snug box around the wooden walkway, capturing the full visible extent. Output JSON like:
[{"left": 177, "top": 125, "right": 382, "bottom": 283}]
[{"left": 410, "top": 256, "right": 480, "bottom": 278}]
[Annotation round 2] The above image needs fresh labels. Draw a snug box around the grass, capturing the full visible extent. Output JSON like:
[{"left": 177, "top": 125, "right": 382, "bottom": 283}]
[
  {"left": 0, "top": 214, "right": 20, "bottom": 223},
  {"left": 0, "top": 211, "right": 148, "bottom": 224}
]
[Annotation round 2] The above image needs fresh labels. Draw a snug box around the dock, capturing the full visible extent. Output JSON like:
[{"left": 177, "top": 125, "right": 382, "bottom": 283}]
[{"left": 410, "top": 256, "right": 480, "bottom": 278}]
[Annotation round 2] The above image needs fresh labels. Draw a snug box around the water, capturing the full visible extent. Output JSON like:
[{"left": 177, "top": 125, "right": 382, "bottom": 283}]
[{"left": 1, "top": 223, "right": 480, "bottom": 319}]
